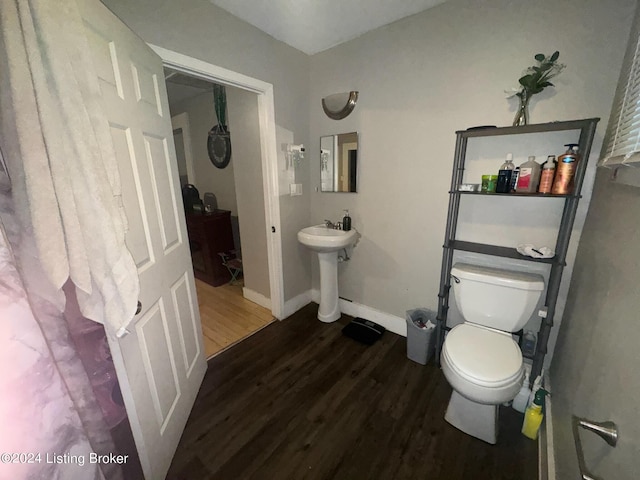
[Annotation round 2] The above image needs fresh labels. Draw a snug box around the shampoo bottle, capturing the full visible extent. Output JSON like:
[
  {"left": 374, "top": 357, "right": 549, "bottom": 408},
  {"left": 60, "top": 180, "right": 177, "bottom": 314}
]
[
  {"left": 516, "top": 156, "right": 541, "bottom": 193},
  {"left": 342, "top": 209, "right": 351, "bottom": 231},
  {"left": 538, "top": 156, "right": 556, "bottom": 194},
  {"left": 522, "top": 389, "right": 549, "bottom": 440},
  {"left": 496, "top": 153, "right": 515, "bottom": 193},
  {"left": 552, "top": 144, "right": 580, "bottom": 194}
]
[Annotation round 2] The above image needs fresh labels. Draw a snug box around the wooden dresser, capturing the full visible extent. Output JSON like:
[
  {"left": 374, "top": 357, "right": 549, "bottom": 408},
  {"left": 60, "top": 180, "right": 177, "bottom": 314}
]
[{"left": 185, "top": 210, "right": 234, "bottom": 287}]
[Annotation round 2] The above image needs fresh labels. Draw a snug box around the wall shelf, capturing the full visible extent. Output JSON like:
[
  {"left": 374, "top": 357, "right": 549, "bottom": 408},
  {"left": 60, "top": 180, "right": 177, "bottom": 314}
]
[
  {"left": 445, "top": 240, "right": 565, "bottom": 265},
  {"left": 435, "top": 118, "right": 600, "bottom": 385},
  {"left": 456, "top": 118, "right": 599, "bottom": 138},
  {"left": 450, "top": 191, "right": 578, "bottom": 198}
]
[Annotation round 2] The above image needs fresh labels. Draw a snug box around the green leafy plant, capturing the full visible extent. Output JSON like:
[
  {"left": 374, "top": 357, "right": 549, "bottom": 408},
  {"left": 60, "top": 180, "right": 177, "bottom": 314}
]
[{"left": 507, "top": 51, "right": 565, "bottom": 99}]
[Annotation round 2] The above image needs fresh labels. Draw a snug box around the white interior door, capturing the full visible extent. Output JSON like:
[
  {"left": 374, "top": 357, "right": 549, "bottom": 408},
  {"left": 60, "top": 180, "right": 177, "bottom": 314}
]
[{"left": 79, "top": 1, "right": 206, "bottom": 478}]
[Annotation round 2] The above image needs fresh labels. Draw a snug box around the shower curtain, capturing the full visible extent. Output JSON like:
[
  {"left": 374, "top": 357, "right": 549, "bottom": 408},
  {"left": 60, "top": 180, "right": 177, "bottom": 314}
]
[{"left": 0, "top": 0, "right": 143, "bottom": 478}]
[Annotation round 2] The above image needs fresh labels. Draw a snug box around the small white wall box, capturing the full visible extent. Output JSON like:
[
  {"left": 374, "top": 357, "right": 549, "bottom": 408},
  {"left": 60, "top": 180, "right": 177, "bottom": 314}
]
[
  {"left": 290, "top": 183, "right": 302, "bottom": 196},
  {"left": 459, "top": 183, "right": 480, "bottom": 192}
]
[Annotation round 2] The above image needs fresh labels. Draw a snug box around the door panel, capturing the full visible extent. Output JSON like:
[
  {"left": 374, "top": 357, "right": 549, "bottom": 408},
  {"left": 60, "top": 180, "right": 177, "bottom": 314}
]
[
  {"left": 79, "top": 1, "right": 206, "bottom": 478},
  {"left": 136, "top": 300, "right": 181, "bottom": 430},
  {"left": 170, "top": 273, "right": 201, "bottom": 377},
  {"left": 109, "top": 125, "right": 154, "bottom": 268}
]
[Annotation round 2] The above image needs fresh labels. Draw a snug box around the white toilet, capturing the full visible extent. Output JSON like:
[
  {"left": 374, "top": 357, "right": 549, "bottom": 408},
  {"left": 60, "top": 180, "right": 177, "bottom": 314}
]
[{"left": 441, "top": 263, "right": 544, "bottom": 444}]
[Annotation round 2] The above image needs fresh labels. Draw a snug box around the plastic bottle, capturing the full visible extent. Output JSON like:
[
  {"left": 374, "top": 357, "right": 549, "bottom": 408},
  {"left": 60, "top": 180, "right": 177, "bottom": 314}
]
[
  {"left": 512, "top": 372, "right": 531, "bottom": 413},
  {"left": 496, "top": 153, "right": 515, "bottom": 193},
  {"left": 522, "top": 389, "right": 549, "bottom": 440},
  {"left": 538, "top": 156, "right": 556, "bottom": 194},
  {"left": 516, "top": 156, "right": 541, "bottom": 193},
  {"left": 522, "top": 331, "right": 537, "bottom": 358},
  {"left": 510, "top": 166, "right": 520, "bottom": 193},
  {"left": 552, "top": 144, "right": 580, "bottom": 194},
  {"left": 342, "top": 209, "right": 351, "bottom": 231},
  {"left": 528, "top": 372, "right": 544, "bottom": 407}
]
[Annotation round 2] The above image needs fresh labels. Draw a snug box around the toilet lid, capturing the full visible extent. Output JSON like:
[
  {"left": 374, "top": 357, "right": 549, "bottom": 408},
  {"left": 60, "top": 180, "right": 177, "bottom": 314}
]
[{"left": 443, "top": 324, "right": 523, "bottom": 387}]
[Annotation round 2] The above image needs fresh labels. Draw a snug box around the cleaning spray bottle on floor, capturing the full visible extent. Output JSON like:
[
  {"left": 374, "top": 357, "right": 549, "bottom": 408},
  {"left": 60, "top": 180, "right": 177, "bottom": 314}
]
[{"left": 522, "top": 388, "right": 549, "bottom": 440}]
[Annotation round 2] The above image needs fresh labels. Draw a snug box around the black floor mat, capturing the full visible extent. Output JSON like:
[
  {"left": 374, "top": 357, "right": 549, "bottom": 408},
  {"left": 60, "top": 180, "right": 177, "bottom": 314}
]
[{"left": 342, "top": 318, "right": 385, "bottom": 345}]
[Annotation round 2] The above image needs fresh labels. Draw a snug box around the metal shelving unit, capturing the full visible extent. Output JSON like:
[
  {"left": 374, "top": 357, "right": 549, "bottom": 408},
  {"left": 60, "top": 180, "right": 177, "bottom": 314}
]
[{"left": 435, "top": 118, "right": 599, "bottom": 384}]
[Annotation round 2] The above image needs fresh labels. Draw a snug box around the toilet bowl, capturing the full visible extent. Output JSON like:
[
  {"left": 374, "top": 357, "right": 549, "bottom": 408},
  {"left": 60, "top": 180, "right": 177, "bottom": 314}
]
[
  {"left": 442, "top": 263, "right": 544, "bottom": 444},
  {"left": 442, "top": 323, "right": 524, "bottom": 443}
]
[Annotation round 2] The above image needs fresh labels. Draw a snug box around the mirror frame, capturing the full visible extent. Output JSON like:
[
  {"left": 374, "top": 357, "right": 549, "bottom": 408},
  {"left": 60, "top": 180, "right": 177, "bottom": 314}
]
[{"left": 322, "top": 91, "right": 359, "bottom": 120}]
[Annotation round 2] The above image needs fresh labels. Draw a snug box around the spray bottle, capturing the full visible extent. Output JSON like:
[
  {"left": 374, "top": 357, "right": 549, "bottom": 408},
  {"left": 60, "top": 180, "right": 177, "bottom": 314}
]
[
  {"left": 521, "top": 388, "right": 549, "bottom": 440},
  {"left": 552, "top": 144, "right": 580, "bottom": 194}
]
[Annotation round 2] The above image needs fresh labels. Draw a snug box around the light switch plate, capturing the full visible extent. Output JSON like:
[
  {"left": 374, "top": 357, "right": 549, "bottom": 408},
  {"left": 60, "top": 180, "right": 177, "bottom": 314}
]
[{"left": 290, "top": 183, "right": 302, "bottom": 196}]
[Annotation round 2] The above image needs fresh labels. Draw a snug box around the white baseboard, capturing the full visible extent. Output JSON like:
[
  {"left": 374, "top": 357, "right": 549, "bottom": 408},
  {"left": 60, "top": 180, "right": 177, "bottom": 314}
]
[
  {"left": 310, "top": 289, "right": 406, "bottom": 336},
  {"left": 243, "top": 287, "right": 272, "bottom": 310},
  {"left": 282, "top": 290, "right": 313, "bottom": 319},
  {"left": 539, "top": 375, "right": 556, "bottom": 480}
]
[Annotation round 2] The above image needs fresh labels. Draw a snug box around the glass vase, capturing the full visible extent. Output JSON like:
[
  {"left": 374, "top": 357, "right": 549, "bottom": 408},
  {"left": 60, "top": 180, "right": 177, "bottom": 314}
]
[{"left": 513, "top": 91, "right": 531, "bottom": 126}]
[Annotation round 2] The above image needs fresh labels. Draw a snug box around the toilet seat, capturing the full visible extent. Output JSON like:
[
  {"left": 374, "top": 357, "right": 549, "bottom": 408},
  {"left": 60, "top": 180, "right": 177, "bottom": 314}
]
[{"left": 443, "top": 323, "right": 523, "bottom": 388}]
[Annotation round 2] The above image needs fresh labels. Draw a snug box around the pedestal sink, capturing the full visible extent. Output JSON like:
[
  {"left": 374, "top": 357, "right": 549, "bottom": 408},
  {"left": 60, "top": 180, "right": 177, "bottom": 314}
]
[{"left": 298, "top": 225, "right": 358, "bottom": 322}]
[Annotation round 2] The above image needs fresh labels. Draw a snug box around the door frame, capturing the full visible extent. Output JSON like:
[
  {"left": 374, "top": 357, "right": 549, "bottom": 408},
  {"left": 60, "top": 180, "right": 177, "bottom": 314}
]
[
  {"left": 171, "top": 112, "right": 196, "bottom": 185},
  {"left": 151, "top": 44, "right": 284, "bottom": 320}
]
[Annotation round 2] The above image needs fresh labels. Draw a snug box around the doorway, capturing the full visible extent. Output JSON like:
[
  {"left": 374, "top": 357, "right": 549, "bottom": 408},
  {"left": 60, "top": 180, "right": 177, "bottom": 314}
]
[{"left": 163, "top": 66, "right": 276, "bottom": 358}]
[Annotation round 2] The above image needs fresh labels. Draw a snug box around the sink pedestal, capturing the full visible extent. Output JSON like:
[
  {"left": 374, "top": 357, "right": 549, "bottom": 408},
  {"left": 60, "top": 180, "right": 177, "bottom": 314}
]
[
  {"left": 297, "top": 224, "right": 358, "bottom": 324},
  {"left": 317, "top": 252, "right": 340, "bottom": 322}
]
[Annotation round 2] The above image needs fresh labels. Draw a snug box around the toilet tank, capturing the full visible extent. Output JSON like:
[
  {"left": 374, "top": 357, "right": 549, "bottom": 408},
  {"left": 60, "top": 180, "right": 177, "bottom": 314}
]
[{"left": 451, "top": 263, "right": 545, "bottom": 332}]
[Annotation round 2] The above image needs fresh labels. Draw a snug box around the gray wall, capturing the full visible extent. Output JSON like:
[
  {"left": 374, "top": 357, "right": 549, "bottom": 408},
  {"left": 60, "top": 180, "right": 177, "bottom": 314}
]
[
  {"left": 103, "top": 0, "right": 312, "bottom": 302},
  {"left": 105, "top": 0, "right": 637, "bottom": 351},
  {"left": 308, "top": 0, "right": 635, "bottom": 344},
  {"left": 549, "top": 168, "right": 640, "bottom": 478},
  {"left": 226, "top": 87, "right": 270, "bottom": 298}
]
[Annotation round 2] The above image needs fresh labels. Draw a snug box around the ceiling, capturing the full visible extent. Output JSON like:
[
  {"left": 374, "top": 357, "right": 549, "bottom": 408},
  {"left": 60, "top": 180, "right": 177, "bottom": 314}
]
[
  {"left": 165, "top": 68, "right": 216, "bottom": 112},
  {"left": 210, "top": 0, "right": 448, "bottom": 55}
]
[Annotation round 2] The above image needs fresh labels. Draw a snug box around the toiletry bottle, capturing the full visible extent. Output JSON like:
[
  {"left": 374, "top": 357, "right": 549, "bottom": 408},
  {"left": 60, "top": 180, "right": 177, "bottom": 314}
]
[
  {"left": 552, "top": 144, "right": 580, "bottom": 194},
  {"left": 342, "top": 209, "right": 351, "bottom": 231},
  {"left": 516, "top": 156, "right": 541, "bottom": 193},
  {"left": 496, "top": 153, "right": 515, "bottom": 193},
  {"left": 538, "top": 156, "right": 556, "bottom": 194},
  {"left": 522, "top": 389, "right": 549, "bottom": 440},
  {"left": 510, "top": 166, "right": 520, "bottom": 193},
  {"left": 522, "top": 331, "right": 537, "bottom": 358},
  {"left": 512, "top": 372, "right": 531, "bottom": 413},
  {"left": 528, "top": 372, "right": 544, "bottom": 407}
]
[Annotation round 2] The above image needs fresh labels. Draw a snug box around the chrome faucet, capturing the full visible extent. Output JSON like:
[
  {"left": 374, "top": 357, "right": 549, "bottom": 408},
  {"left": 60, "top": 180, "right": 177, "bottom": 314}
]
[{"left": 324, "top": 219, "right": 342, "bottom": 230}]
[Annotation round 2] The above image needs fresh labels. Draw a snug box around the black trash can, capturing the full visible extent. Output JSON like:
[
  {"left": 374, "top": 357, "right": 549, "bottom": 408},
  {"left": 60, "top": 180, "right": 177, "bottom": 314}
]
[{"left": 406, "top": 308, "right": 436, "bottom": 365}]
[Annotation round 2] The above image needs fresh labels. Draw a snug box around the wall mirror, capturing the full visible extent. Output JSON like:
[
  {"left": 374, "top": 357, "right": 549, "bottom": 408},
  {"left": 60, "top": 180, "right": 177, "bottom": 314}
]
[{"left": 320, "top": 132, "right": 358, "bottom": 193}]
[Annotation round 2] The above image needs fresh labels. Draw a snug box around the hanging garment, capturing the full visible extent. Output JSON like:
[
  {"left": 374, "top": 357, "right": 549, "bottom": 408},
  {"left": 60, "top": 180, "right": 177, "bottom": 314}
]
[{"left": 0, "top": 0, "right": 139, "bottom": 336}]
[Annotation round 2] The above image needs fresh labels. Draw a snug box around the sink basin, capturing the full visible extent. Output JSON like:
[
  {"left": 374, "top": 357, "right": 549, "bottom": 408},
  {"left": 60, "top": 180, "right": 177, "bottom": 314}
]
[{"left": 297, "top": 225, "right": 357, "bottom": 252}]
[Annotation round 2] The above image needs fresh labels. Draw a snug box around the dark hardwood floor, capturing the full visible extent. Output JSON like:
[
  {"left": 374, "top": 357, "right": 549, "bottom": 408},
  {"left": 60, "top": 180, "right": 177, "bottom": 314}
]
[{"left": 167, "top": 303, "right": 537, "bottom": 480}]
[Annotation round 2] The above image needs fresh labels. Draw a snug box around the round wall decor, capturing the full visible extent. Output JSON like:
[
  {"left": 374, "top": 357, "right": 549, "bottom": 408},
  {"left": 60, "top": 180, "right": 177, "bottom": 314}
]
[{"left": 207, "top": 125, "right": 231, "bottom": 169}]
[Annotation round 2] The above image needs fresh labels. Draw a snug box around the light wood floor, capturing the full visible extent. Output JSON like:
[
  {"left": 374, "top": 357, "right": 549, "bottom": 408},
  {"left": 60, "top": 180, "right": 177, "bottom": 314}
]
[{"left": 196, "top": 279, "right": 274, "bottom": 358}]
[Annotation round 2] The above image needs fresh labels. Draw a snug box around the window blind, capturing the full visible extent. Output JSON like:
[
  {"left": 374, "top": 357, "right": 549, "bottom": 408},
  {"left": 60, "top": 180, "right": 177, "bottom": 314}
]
[{"left": 601, "top": 26, "right": 640, "bottom": 167}]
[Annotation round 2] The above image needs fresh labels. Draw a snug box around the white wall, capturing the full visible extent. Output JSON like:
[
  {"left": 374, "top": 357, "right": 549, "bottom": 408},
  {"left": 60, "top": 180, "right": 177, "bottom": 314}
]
[
  {"left": 170, "top": 91, "right": 239, "bottom": 214},
  {"left": 102, "top": 0, "right": 312, "bottom": 302},
  {"left": 308, "top": 0, "right": 635, "bottom": 349}
]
